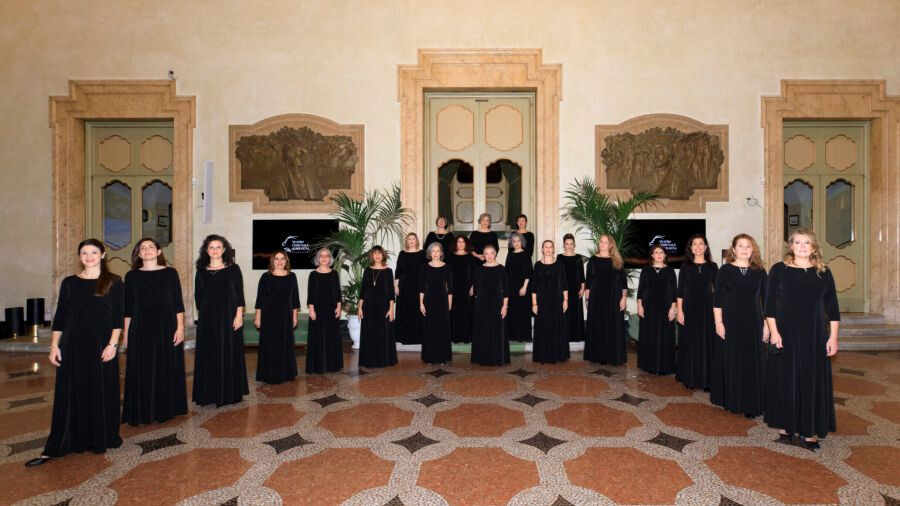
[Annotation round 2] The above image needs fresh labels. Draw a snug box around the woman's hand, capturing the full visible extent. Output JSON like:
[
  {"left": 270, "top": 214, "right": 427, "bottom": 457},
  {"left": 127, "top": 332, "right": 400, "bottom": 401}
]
[
  {"left": 49, "top": 345, "right": 61, "bottom": 366},
  {"left": 637, "top": 305, "right": 644, "bottom": 318},
  {"left": 100, "top": 344, "right": 117, "bottom": 362},
  {"left": 619, "top": 296, "right": 627, "bottom": 312},
  {"left": 386, "top": 308, "right": 394, "bottom": 321},
  {"left": 357, "top": 308, "right": 364, "bottom": 320},
  {"left": 309, "top": 308, "right": 317, "bottom": 321},
  {"left": 770, "top": 332, "right": 784, "bottom": 349},
  {"left": 394, "top": 286, "right": 400, "bottom": 296},
  {"left": 469, "top": 287, "right": 474, "bottom": 296},
  {"left": 292, "top": 314, "right": 298, "bottom": 328},
  {"left": 826, "top": 336, "right": 838, "bottom": 356},
  {"left": 334, "top": 305, "right": 342, "bottom": 319},
  {"left": 762, "top": 324, "right": 771, "bottom": 342},
  {"left": 562, "top": 299, "right": 569, "bottom": 312},
  {"left": 254, "top": 315, "right": 261, "bottom": 329},
  {"left": 232, "top": 315, "right": 243, "bottom": 331},
  {"left": 578, "top": 287, "right": 585, "bottom": 298},
  {"left": 715, "top": 321, "right": 726, "bottom": 339},
  {"left": 519, "top": 286, "right": 527, "bottom": 296},
  {"left": 532, "top": 303, "right": 538, "bottom": 315},
  {"left": 173, "top": 327, "right": 185, "bottom": 346},
  {"left": 667, "top": 307, "right": 676, "bottom": 322},
  {"left": 500, "top": 305, "right": 508, "bottom": 318},
  {"left": 420, "top": 303, "right": 427, "bottom": 316},
  {"left": 584, "top": 289, "right": 590, "bottom": 301},
  {"left": 676, "top": 310, "right": 685, "bottom": 326}
]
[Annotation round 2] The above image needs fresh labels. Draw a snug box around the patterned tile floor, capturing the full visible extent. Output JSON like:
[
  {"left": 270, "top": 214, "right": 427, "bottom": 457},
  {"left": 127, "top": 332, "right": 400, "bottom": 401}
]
[{"left": 0, "top": 346, "right": 898, "bottom": 505}]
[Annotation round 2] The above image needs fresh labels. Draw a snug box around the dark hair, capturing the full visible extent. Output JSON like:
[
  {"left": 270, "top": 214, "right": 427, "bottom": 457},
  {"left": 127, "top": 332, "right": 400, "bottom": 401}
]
[
  {"left": 515, "top": 214, "right": 528, "bottom": 224},
  {"left": 196, "top": 234, "right": 236, "bottom": 270},
  {"left": 368, "top": 245, "right": 389, "bottom": 267},
  {"left": 78, "top": 238, "right": 117, "bottom": 296},
  {"left": 130, "top": 238, "right": 168, "bottom": 270},
  {"left": 454, "top": 235, "right": 473, "bottom": 254},
  {"left": 649, "top": 243, "right": 667, "bottom": 261},
  {"left": 268, "top": 249, "right": 291, "bottom": 273},
  {"left": 682, "top": 234, "right": 712, "bottom": 267},
  {"left": 435, "top": 216, "right": 448, "bottom": 227},
  {"left": 562, "top": 233, "right": 576, "bottom": 243}
]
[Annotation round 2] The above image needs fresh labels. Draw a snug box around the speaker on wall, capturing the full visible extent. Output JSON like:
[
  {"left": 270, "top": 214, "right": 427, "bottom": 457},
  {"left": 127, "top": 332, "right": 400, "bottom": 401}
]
[{"left": 203, "top": 160, "right": 214, "bottom": 223}]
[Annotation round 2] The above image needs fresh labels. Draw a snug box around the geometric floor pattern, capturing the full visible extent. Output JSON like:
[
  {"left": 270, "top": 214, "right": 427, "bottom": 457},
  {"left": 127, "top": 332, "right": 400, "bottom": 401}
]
[{"left": 1, "top": 347, "right": 898, "bottom": 505}]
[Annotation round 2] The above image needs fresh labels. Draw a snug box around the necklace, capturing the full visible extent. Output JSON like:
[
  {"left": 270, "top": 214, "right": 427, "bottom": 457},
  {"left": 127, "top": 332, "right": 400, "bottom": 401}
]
[
  {"left": 654, "top": 266, "right": 664, "bottom": 273},
  {"left": 372, "top": 269, "right": 381, "bottom": 286},
  {"left": 739, "top": 266, "right": 749, "bottom": 276},
  {"left": 208, "top": 264, "right": 226, "bottom": 274},
  {"left": 434, "top": 231, "right": 447, "bottom": 239}
]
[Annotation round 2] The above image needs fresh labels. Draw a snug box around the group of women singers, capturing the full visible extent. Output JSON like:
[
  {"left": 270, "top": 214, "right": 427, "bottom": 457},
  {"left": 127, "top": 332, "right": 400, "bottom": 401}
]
[{"left": 29, "top": 215, "right": 840, "bottom": 466}]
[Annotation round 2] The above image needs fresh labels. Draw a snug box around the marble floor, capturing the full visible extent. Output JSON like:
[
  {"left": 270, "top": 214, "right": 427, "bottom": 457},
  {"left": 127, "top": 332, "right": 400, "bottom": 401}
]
[{"left": 0, "top": 346, "right": 898, "bottom": 506}]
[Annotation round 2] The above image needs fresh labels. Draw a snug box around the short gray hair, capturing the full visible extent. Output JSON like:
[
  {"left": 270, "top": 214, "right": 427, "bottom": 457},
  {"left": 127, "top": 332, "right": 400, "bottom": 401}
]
[
  {"left": 315, "top": 248, "right": 334, "bottom": 267},
  {"left": 508, "top": 232, "right": 527, "bottom": 250},
  {"left": 425, "top": 242, "right": 444, "bottom": 261}
]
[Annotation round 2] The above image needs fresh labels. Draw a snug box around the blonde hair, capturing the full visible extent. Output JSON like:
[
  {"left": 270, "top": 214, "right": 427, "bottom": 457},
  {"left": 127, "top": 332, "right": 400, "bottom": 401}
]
[
  {"left": 597, "top": 234, "right": 623, "bottom": 270},
  {"left": 785, "top": 228, "right": 827, "bottom": 274},
  {"left": 405, "top": 232, "right": 420, "bottom": 250},
  {"left": 725, "top": 233, "right": 765, "bottom": 270}
]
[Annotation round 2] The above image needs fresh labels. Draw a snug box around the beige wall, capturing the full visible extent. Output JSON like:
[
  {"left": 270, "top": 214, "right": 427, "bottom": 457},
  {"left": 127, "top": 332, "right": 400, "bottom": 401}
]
[{"left": 1, "top": 0, "right": 898, "bottom": 314}]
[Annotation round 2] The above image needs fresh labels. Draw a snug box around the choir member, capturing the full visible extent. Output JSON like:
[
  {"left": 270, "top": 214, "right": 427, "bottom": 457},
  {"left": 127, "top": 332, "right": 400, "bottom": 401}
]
[
  {"left": 425, "top": 215, "right": 456, "bottom": 255},
  {"left": 531, "top": 240, "right": 570, "bottom": 363},
  {"left": 253, "top": 250, "right": 300, "bottom": 384},
  {"left": 447, "top": 235, "right": 475, "bottom": 343},
  {"left": 764, "top": 229, "right": 840, "bottom": 450},
  {"left": 306, "top": 248, "right": 343, "bottom": 374},
  {"left": 357, "top": 246, "right": 398, "bottom": 368},
  {"left": 27, "top": 239, "right": 124, "bottom": 466},
  {"left": 636, "top": 244, "right": 677, "bottom": 374},
  {"left": 122, "top": 238, "right": 187, "bottom": 426},
  {"left": 675, "top": 234, "right": 718, "bottom": 390},
  {"left": 470, "top": 213, "right": 499, "bottom": 262},
  {"left": 505, "top": 232, "right": 533, "bottom": 342},
  {"left": 507, "top": 213, "right": 536, "bottom": 258},
  {"left": 395, "top": 232, "right": 425, "bottom": 344},
  {"left": 710, "top": 233, "right": 768, "bottom": 417},
  {"left": 558, "top": 233, "right": 585, "bottom": 342},
  {"left": 471, "top": 245, "right": 510, "bottom": 366},
  {"left": 419, "top": 242, "right": 453, "bottom": 364},
  {"left": 584, "top": 234, "right": 628, "bottom": 365},
  {"left": 193, "top": 234, "right": 248, "bottom": 406}
]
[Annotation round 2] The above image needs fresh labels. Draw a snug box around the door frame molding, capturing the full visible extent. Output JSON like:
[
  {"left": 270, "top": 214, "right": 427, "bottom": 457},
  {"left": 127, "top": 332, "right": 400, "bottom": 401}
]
[
  {"left": 398, "top": 49, "right": 562, "bottom": 242},
  {"left": 762, "top": 80, "right": 900, "bottom": 318},
  {"left": 50, "top": 81, "right": 195, "bottom": 318}
]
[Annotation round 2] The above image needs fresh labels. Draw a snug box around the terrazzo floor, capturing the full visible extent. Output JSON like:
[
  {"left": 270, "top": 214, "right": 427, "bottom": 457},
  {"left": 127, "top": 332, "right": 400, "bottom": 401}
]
[{"left": 0, "top": 345, "right": 898, "bottom": 505}]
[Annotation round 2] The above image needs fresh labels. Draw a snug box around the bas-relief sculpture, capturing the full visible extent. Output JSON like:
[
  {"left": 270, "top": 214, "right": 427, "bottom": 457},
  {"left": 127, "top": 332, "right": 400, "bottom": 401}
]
[
  {"left": 596, "top": 114, "right": 729, "bottom": 212},
  {"left": 229, "top": 114, "right": 364, "bottom": 212}
]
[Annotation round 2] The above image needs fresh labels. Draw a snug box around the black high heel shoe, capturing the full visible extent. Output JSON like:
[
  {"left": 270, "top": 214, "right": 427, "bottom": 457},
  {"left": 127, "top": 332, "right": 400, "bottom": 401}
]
[
  {"left": 776, "top": 432, "right": 793, "bottom": 444},
  {"left": 25, "top": 455, "right": 52, "bottom": 467},
  {"left": 802, "top": 439, "right": 821, "bottom": 451}
]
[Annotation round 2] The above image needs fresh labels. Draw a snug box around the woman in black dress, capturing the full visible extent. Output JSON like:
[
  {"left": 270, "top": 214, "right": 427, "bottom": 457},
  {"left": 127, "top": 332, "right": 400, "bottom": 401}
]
[
  {"left": 27, "top": 239, "right": 123, "bottom": 467},
  {"left": 193, "top": 235, "right": 248, "bottom": 407},
  {"left": 505, "top": 233, "right": 533, "bottom": 342},
  {"left": 471, "top": 245, "right": 510, "bottom": 366},
  {"left": 558, "top": 234, "right": 585, "bottom": 342},
  {"left": 531, "top": 240, "right": 570, "bottom": 363},
  {"left": 419, "top": 242, "right": 453, "bottom": 364},
  {"left": 425, "top": 215, "right": 456, "bottom": 256},
  {"left": 447, "top": 235, "right": 475, "bottom": 343},
  {"left": 675, "top": 234, "right": 719, "bottom": 390},
  {"left": 507, "top": 214, "right": 535, "bottom": 258},
  {"left": 357, "top": 246, "right": 397, "bottom": 368},
  {"left": 306, "top": 248, "right": 343, "bottom": 374},
  {"left": 584, "top": 234, "right": 628, "bottom": 365},
  {"left": 470, "top": 213, "right": 499, "bottom": 263},
  {"left": 122, "top": 238, "right": 187, "bottom": 426},
  {"left": 710, "top": 234, "right": 768, "bottom": 417},
  {"left": 637, "top": 244, "right": 677, "bottom": 375},
  {"left": 764, "top": 229, "right": 840, "bottom": 449},
  {"left": 395, "top": 233, "right": 425, "bottom": 344},
  {"left": 253, "top": 250, "right": 300, "bottom": 384}
]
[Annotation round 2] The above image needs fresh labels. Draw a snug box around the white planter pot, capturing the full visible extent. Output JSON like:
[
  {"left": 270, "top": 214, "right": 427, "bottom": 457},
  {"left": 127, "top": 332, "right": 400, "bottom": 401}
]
[{"left": 347, "top": 315, "right": 361, "bottom": 349}]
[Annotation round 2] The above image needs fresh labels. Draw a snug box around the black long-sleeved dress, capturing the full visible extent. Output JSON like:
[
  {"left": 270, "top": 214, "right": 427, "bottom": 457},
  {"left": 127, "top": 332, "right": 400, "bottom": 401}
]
[
  {"left": 43, "top": 276, "right": 124, "bottom": 457},
  {"left": 763, "top": 263, "right": 840, "bottom": 438},
  {"left": 505, "top": 250, "right": 533, "bottom": 342},
  {"left": 584, "top": 257, "right": 628, "bottom": 365},
  {"left": 675, "top": 261, "right": 719, "bottom": 390},
  {"left": 710, "top": 264, "right": 767, "bottom": 416},
  {"left": 469, "top": 230, "right": 499, "bottom": 261},
  {"left": 306, "top": 269, "right": 343, "bottom": 374},
  {"left": 358, "top": 267, "right": 397, "bottom": 368},
  {"left": 508, "top": 231, "right": 535, "bottom": 258},
  {"left": 471, "top": 264, "right": 510, "bottom": 366},
  {"left": 419, "top": 263, "right": 453, "bottom": 364},
  {"left": 254, "top": 271, "right": 300, "bottom": 384},
  {"left": 531, "top": 260, "right": 570, "bottom": 363},
  {"left": 637, "top": 265, "right": 677, "bottom": 375},
  {"left": 395, "top": 250, "right": 425, "bottom": 344},
  {"left": 194, "top": 264, "right": 249, "bottom": 406},
  {"left": 558, "top": 253, "right": 585, "bottom": 342},
  {"left": 123, "top": 268, "right": 187, "bottom": 425},
  {"left": 447, "top": 252, "right": 475, "bottom": 343},
  {"left": 425, "top": 231, "right": 456, "bottom": 257}
]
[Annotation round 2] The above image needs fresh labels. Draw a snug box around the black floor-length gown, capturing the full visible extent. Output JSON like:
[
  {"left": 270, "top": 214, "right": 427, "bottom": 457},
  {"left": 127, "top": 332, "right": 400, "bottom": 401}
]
[
  {"left": 675, "top": 261, "right": 719, "bottom": 390},
  {"left": 420, "top": 263, "right": 453, "bottom": 364},
  {"left": 584, "top": 257, "right": 628, "bottom": 365},
  {"left": 505, "top": 250, "right": 534, "bottom": 342},
  {"left": 558, "top": 253, "right": 585, "bottom": 342},
  {"left": 43, "top": 276, "right": 124, "bottom": 457},
  {"left": 637, "top": 265, "right": 677, "bottom": 374},
  {"left": 395, "top": 250, "right": 425, "bottom": 344},
  {"left": 122, "top": 268, "right": 188, "bottom": 425},
  {"left": 358, "top": 267, "right": 398, "bottom": 368},
  {"left": 194, "top": 264, "right": 249, "bottom": 406},
  {"left": 471, "top": 264, "right": 510, "bottom": 366},
  {"left": 764, "top": 263, "right": 840, "bottom": 438},
  {"left": 508, "top": 231, "right": 535, "bottom": 258},
  {"left": 306, "top": 269, "right": 343, "bottom": 374},
  {"left": 469, "top": 230, "right": 499, "bottom": 262},
  {"left": 425, "top": 231, "right": 456, "bottom": 256},
  {"left": 710, "top": 264, "right": 767, "bottom": 416},
  {"left": 447, "top": 252, "right": 475, "bottom": 343},
  {"left": 254, "top": 271, "right": 300, "bottom": 384},
  {"left": 531, "top": 261, "right": 570, "bottom": 363}
]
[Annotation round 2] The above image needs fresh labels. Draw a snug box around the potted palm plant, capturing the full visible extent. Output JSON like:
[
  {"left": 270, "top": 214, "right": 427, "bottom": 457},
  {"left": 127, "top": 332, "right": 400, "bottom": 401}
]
[{"left": 317, "top": 183, "right": 413, "bottom": 348}]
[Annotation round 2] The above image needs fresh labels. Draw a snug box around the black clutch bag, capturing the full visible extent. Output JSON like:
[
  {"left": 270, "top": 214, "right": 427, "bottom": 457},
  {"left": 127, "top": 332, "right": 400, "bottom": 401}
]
[{"left": 766, "top": 342, "right": 784, "bottom": 355}]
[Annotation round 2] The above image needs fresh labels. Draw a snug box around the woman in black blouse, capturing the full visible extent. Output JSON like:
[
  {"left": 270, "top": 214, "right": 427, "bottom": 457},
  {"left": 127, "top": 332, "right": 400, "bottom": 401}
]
[
  {"left": 508, "top": 214, "right": 535, "bottom": 258},
  {"left": 358, "top": 246, "right": 397, "bottom": 368},
  {"left": 395, "top": 233, "right": 425, "bottom": 344},
  {"left": 531, "top": 240, "right": 569, "bottom": 363},
  {"left": 471, "top": 245, "right": 510, "bottom": 366},
  {"left": 470, "top": 213, "right": 499, "bottom": 262},
  {"left": 425, "top": 216, "right": 455, "bottom": 256},
  {"left": 419, "top": 242, "right": 453, "bottom": 364},
  {"left": 636, "top": 244, "right": 677, "bottom": 375},
  {"left": 306, "top": 248, "right": 343, "bottom": 374},
  {"left": 447, "top": 235, "right": 475, "bottom": 343},
  {"left": 584, "top": 234, "right": 628, "bottom": 365},
  {"left": 505, "top": 232, "right": 533, "bottom": 342},
  {"left": 558, "top": 233, "right": 585, "bottom": 342},
  {"left": 254, "top": 250, "right": 300, "bottom": 384},
  {"left": 675, "top": 234, "right": 718, "bottom": 390}
]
